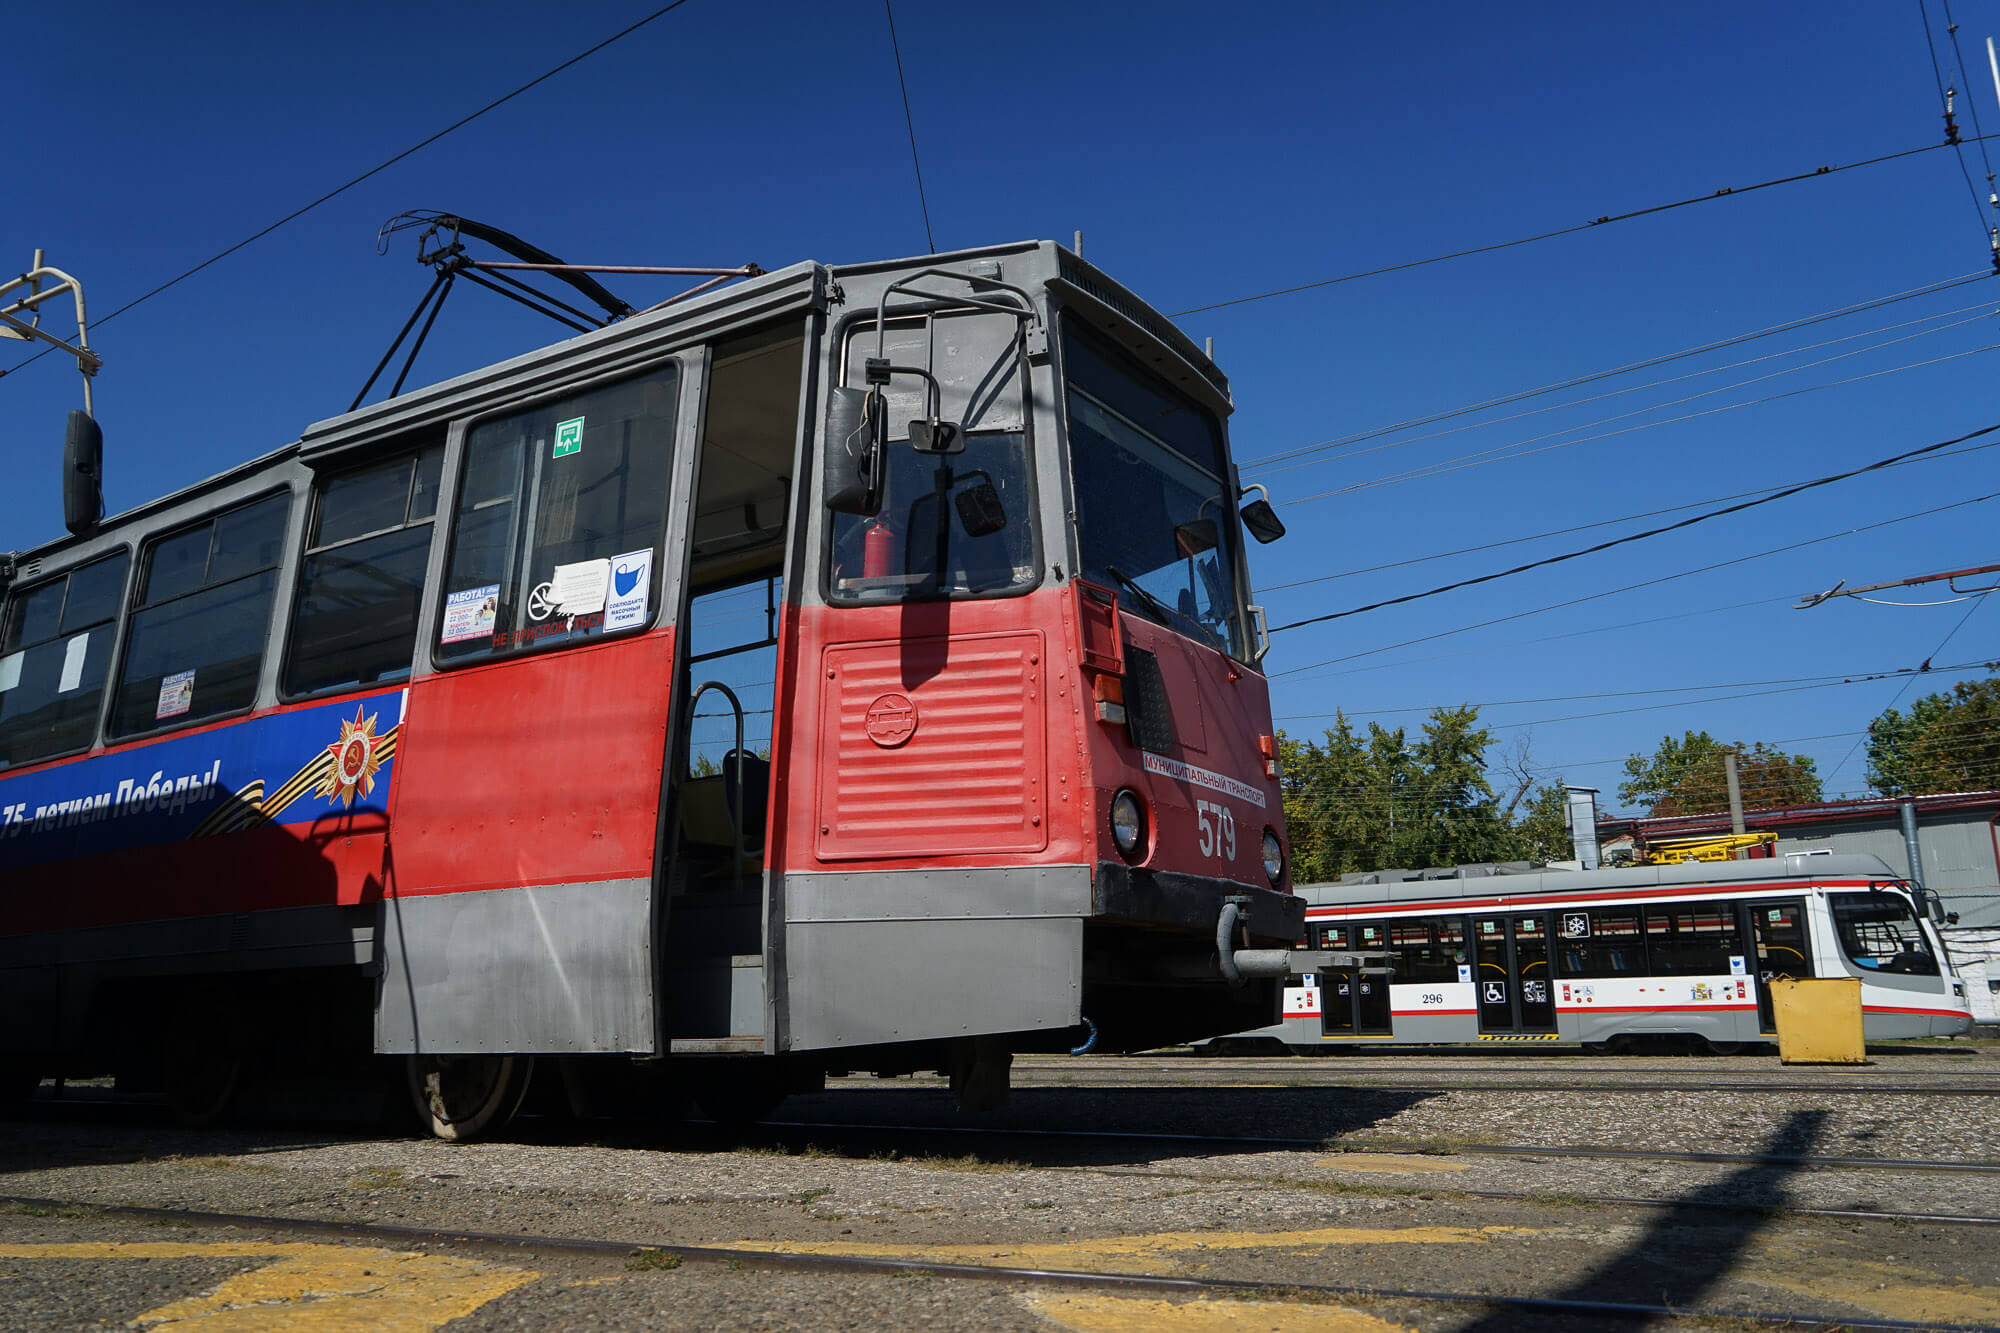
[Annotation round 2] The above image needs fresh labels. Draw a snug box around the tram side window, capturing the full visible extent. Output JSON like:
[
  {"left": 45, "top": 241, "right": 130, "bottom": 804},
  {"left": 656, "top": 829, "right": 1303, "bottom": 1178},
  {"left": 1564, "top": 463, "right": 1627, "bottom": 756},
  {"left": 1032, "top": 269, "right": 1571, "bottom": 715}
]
[
  {"left": 285, "top": 444, "right": 444, "bottom": 696},
  {"left": 1830, "top": 891, "right": 1939, "bottom": 975},
  {"left": 0, "top": 551, "right": 130, "bottom": 766},
  {"left": 111, "top": 494, "right": 289, "bottom": 737},
  {"left": 1643, "top": 900, "right": 1741, "bottom": 975},
  {"left": 438, "top": 367, "right": 677, "bottom": 661},
  {"left": 1386, "top": 918, "right": 1467, "bottom": 982},
  {"left": 1558, "top": 907, "right": 1644, "bottom": 977}
]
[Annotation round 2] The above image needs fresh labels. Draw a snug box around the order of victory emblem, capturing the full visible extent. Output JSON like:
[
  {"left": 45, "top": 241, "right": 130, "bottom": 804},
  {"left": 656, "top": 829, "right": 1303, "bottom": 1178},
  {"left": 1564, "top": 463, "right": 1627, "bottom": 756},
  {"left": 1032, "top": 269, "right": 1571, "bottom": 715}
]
[{"left": 316, "top": 706, "right": 385, "bottom": 807}]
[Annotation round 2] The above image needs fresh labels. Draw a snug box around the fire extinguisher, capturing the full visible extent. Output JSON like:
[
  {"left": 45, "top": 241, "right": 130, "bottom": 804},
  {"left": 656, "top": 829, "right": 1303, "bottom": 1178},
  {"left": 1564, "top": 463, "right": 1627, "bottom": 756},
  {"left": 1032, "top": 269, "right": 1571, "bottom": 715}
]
[{"left": 863, "top": 519, "right": 898, "bottom": 578}]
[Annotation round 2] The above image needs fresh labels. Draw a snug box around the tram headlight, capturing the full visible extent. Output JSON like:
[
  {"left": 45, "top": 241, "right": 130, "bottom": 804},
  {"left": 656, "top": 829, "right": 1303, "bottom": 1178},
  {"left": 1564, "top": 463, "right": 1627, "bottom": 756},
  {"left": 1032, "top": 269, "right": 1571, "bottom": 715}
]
[
  {"left": 1261, "top": 828, "right": 1284, "bottom": 885},
  {"left": 1110, "top": 789, "right": 1146, "bottom": 860}
]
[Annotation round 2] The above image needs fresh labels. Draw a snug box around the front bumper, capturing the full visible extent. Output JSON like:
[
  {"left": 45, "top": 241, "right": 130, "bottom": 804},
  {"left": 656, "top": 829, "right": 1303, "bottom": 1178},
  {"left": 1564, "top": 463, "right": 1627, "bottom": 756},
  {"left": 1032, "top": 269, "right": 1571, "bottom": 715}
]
[{"left": 1090, "top": 862, "right": 1304, "bottom": 945}]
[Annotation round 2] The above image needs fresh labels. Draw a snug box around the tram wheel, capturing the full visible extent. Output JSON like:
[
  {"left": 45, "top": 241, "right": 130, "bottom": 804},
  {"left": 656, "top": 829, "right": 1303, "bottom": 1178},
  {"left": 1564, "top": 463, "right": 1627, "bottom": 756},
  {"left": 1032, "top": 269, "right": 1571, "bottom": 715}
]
[
  {"left": 406, "top": 1054, "right": 534, "bottom": 1142},
  {"left": 161, "top": 1024, "right": 245, "bottom": 1128},
  {"left": 1702, "top": 1040, "right": 1746, "bottom": 1056}
]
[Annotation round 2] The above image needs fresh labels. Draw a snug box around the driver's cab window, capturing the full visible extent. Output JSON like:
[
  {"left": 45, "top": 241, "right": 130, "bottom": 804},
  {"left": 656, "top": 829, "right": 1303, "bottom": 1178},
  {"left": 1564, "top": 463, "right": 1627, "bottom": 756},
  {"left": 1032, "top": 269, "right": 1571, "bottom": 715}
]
[
  {"left": 1830, "top": 890, "right": 1940, "bottom": 976},
  {"left": 827, "top": 311, "right": 1037, "bottom": 603}
]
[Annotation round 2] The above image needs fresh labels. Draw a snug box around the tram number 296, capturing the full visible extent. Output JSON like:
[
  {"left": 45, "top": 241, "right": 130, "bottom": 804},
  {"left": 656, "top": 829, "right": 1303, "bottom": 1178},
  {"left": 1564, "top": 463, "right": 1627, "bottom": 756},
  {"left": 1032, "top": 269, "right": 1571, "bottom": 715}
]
[
  {"left": 1419, "top": 992, "right": 1447, "bottom": 1006},
  {"left": 1195, "top": 799, "right": 1237, "bottom": 861}
]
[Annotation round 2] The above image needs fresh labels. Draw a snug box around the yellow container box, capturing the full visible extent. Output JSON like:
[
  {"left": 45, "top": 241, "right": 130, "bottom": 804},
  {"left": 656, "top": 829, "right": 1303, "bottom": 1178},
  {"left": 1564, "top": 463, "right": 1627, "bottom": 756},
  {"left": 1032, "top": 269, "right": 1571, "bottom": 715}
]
[{"left": 1769, "top": 976, "right": 1867, "bottom": 1065}]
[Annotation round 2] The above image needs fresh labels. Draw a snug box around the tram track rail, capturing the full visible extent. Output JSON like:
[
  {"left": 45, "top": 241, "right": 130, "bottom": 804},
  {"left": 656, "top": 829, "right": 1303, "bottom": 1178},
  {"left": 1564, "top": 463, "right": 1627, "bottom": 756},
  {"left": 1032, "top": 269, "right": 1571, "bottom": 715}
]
[
  {"left": 1004, "top": 1075, "right": 2000, "bottom": 1097},
  {"left": 764, "top": 1117, "right": 2000, "bottom": 1176},
  {"left": 0, "top": 1192, "right": 1989, "bottom": 1333}
]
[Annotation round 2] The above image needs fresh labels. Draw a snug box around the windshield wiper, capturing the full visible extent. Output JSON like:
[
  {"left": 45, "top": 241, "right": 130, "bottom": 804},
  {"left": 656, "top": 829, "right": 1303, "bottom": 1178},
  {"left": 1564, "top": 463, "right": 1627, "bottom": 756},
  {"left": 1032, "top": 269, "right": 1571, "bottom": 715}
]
[{"left": 1103, "top": 565, "right": 1225, "bottom": 651}]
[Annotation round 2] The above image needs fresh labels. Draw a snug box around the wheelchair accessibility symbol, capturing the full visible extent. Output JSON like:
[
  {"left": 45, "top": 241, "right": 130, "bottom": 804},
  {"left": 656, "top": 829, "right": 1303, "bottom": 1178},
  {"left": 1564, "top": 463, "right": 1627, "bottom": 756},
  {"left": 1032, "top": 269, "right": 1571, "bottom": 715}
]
[{"left": 1482, "top": 980, "right": 1506, "bottom": 1004}]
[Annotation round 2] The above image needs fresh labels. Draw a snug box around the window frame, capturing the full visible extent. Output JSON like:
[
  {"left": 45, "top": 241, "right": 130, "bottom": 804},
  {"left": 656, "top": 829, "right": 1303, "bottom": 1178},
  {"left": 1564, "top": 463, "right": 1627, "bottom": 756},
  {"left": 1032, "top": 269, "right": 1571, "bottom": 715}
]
[
  {"left": 0, "top": 544, "right": 135, "bottom": 768},
  {"left": 279, "top": 442, "right": 445, "bottom": 704},
  {"left": 107, "top": 488, "right": 292, "bottom": 743},
  {"left": 820, "top": 307, "right": 1044, "bottom": 609},
  {"left": 429, "top": 363, "right": 682, "bottom": 671},
  {"left": 1055, "top": 313, "right": 1251, "bottom": 661}
]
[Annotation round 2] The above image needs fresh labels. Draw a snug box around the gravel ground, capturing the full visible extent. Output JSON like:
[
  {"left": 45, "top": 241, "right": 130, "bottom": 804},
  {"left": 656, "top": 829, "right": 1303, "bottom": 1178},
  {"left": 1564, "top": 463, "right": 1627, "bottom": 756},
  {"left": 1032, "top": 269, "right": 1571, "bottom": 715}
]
[{"left": 1, "top": 1050, "right": 1997, "bottom": 1330}]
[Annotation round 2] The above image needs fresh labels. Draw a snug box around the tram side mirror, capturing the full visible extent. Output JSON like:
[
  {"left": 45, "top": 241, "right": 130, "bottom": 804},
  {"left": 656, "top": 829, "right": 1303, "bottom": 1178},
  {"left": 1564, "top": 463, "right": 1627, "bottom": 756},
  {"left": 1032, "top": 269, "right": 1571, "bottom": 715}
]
[
  {"left": 63, "top": 409, "right": 104, "bottom": 537},
  {"left": 1239, "top": 498, "right": 1286, "bottom": 544},
  {"left": 823, "top": 388, "right": 885, "bottom": 516},
  {"left": 909, "top": 419, "right": 963, "bottom": 454},
  {"left": 955, "top": 473, "right": 1007, "bottom": 537},
  {"left": 1173, "top": 518, "right": 1218, "bottom": 558}
]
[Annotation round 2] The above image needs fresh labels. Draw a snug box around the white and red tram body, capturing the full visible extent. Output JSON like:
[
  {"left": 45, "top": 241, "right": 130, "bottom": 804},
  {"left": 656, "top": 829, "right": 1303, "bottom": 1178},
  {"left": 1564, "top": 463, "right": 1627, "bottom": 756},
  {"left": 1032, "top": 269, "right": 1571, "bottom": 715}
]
[{"left": 1264, "top": 854, "right": 1972, "bottom": 1049}]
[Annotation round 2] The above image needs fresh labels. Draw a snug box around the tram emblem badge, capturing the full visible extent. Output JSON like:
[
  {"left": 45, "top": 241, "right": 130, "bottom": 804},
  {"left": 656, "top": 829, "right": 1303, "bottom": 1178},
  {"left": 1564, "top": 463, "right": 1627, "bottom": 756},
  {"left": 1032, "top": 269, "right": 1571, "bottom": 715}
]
[
  {"left": 1689, "top": 983, "right": 1715, "bottom": 1002},
  {"left": 316, "top": 706, "right": 385, "bottom": 808}
]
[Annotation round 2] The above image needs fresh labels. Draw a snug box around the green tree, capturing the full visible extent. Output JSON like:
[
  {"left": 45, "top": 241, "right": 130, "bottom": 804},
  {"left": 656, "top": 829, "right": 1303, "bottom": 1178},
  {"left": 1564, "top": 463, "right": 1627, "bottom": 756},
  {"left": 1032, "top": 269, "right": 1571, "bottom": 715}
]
[
  {"left": 1618, "top": 730, "right": 1822, "bottom": 816},
  {"left": 1866, "top": 674, "right": 2000, "bottom": 795},
  {"left": 1507, "top": 782, "right": 1574, "bottom": 862},
  {"left": 1281, "top": 704, "right": 1553, "bottom": 879}
]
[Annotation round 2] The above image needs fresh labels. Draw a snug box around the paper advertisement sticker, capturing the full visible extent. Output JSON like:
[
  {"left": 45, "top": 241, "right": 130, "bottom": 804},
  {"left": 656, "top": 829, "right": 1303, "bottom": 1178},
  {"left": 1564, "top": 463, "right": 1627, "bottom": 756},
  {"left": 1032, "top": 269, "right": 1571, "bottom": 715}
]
[
  {"left": 442, "top": 585, "right": 500, "bottom": 644},
  {"left": 0, "top": 651, "right": 21, "bottom": 693},
  {"left": 57, "top": 633, "right": 89, "bottom": 694},
  {"left": 156, "top": 669, "right": 195, "bottom": 720},
  {"left": 604, "top": 548, "right": 653, "bottom": 631},
  {"left": 549, "top": 559, "right": 610, "bottom": 617}
]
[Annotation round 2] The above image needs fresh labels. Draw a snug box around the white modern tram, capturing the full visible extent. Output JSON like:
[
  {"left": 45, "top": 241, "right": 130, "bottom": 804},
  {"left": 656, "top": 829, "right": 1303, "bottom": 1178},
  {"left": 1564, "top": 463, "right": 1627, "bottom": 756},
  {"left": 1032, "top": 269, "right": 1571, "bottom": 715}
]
[{"left": 1231, "top": 854, "right": 1973, "bottom": 1052}]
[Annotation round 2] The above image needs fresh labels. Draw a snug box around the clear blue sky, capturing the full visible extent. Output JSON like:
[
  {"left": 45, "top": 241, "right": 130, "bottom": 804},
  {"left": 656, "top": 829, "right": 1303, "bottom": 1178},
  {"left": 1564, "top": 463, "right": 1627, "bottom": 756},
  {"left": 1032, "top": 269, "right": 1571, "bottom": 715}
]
[{"left": 10, "top": 1, "right": 2000, "bottom": 812}]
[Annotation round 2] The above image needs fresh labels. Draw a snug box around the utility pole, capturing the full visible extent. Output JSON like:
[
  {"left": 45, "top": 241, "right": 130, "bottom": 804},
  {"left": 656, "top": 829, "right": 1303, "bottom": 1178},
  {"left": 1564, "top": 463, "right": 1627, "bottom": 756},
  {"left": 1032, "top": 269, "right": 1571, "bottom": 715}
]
[{"left": 1724, "top": 750, "right": 1746, "bottom": 858}]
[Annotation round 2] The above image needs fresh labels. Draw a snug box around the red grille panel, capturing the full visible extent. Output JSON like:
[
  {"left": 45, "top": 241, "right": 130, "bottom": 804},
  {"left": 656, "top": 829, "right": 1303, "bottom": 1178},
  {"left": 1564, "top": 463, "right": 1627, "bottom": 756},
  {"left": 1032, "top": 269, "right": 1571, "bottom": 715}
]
[{"left": 815, "top": 632, "right": 1047, "bottom": 859}]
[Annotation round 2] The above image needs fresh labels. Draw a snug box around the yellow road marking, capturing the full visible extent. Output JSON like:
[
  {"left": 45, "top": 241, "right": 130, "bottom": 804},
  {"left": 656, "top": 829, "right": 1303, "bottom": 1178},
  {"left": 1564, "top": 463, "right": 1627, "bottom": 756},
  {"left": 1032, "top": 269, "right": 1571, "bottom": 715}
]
[
  {"left": 1756, "top": 1262, "right": 2000, "bottom": 1324},
  {"left": 0, "top": 1242, "right": 536, "bottom": 1330},
  {"left": 1022, "top": 1291, "right": 1417, "bottom": 1332},
  {"left": 1313, "top": 1154, "right": 1468, "bottom": 1175},
  {"left": 724, "top": 1224, "right": 1535, "bottom": 1273}
]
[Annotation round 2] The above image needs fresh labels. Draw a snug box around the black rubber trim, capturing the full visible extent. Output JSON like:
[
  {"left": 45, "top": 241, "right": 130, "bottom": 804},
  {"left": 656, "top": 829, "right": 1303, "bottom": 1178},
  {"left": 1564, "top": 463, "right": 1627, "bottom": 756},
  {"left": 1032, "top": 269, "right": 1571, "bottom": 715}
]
[{"left": 1092, "top": 862, "right": 1302, "bottom": 943}]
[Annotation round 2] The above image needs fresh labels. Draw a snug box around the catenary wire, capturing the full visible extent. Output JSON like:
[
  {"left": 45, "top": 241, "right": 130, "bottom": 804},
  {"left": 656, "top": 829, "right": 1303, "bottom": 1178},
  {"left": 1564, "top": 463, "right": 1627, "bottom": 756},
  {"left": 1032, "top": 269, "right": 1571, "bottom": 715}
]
[
  {"left": 1268, "top": 422, "right": 2000, "bottom": 634},
  {"left": 1253, "top": 426, "right": 2000, "bottom": 596},
  {"left": 1922, "top": 0, "right": 1998, "bottom": 241},
  {"left": 1290, "top": 336, "right": 2000, "bottom": 503},
  {"left": 1822, "top": 590, "right": 1995, "bottom": 786},
  {"left": 882, "top": 0, "right": 937, "bottom": 254},
  {"left": 1166, "top": 136, "right": 1996, "bottom": 319},
  {"left": 1271, "top": 490, "right": 2000, "bottom": 675},
  {"left": 1245, "top": 278, "right": 1994, "bottom": 476},
  {"left": 0, "top": 0, "right": 698, "bottom": 380}
]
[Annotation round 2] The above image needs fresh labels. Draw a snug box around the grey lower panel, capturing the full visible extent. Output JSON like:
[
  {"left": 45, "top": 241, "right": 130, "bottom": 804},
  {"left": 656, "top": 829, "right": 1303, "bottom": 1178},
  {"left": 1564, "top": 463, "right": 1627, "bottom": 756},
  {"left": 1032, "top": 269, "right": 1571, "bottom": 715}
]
[
  {"left": 375, "top": 879, "right": 654, "bottom": 1055},
  {"left": 781, "top": 867, "right": 1090, "bottom": 1051},
  {"left": 0, "top": 905, "right": 372, "bottom": 975}
]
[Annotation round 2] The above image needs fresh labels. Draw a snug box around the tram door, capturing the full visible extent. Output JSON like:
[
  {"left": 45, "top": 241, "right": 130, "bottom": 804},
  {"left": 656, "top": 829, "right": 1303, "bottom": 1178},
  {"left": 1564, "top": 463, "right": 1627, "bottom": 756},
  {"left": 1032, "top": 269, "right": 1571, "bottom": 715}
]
[
  {"left": 1319, "top": 922, "right": 1393, "bottom": 1037},
  {"left": 1473, "top": 913, "right": 1558, "bottom": 1033},
  {"left": 1745, "top": 899, "right": 1815, "bottom": 1034}
]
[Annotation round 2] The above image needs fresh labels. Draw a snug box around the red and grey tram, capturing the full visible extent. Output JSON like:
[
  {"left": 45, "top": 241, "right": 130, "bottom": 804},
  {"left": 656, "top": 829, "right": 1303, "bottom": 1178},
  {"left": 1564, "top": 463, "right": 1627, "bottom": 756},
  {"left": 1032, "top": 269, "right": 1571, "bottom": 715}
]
[
  {"left": 0, "top": 241, "right": 1308, "bottom": 1135},
  {"left": 1229, "top": 854, "right": 1973, "bottom": 1053}
]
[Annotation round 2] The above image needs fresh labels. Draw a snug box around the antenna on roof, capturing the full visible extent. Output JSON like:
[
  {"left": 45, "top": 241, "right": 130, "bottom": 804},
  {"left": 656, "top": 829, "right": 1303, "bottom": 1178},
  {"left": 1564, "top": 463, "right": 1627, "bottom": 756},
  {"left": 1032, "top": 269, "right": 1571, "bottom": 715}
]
[{"left": 0, "top": 251, "right": 104, "bottom": 535}]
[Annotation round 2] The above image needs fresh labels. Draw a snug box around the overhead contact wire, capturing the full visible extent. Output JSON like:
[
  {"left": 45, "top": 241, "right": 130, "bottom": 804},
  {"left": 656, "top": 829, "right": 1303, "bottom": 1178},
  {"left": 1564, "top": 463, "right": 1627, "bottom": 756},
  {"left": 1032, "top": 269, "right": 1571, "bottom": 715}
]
[{"left": 1269, "top": 422, "right": 2000, "bottom": 634}]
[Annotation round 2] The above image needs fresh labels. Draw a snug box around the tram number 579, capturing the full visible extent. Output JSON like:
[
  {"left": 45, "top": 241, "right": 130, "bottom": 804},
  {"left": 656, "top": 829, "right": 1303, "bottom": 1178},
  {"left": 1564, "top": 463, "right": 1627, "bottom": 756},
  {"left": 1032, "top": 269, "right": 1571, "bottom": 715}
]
[{"left": 1195, "top": 799, "right": 1237, "bottom": 861}]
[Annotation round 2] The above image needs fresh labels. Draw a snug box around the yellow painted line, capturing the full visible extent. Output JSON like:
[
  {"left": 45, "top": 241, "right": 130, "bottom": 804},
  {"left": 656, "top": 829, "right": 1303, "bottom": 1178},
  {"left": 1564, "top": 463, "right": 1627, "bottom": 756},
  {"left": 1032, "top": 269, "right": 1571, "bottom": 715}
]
[
  {"left": 724, "top": 1224, "right": 1536, "bottom": 1273},
  {"left": 1313, "top": 1153, "right": 1469, "bottom": 1175},
  {"left": 1757, "top": 1262, "right": 2000, "bottom": 1324},
  {"left": 0, "top": 1241, "right": 536, "bottom": 1330},
  {"left": 1022, "top": 1291, "right": 1417, "bottom": 1332}
]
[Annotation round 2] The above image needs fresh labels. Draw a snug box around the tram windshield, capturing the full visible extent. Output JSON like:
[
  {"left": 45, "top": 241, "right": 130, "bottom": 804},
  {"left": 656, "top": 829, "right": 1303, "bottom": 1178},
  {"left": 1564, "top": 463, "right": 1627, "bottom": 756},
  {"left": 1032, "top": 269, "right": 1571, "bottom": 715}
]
[
  {"left": 1830, "top": 890, "right": 1940, "bottom": 975},
  {"left": 1062, "top": 323, "right": 1246, "bottom": 659}
]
